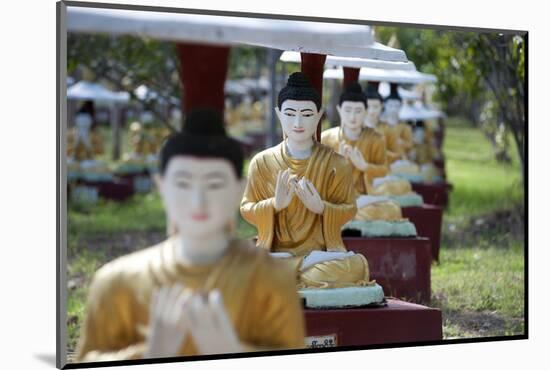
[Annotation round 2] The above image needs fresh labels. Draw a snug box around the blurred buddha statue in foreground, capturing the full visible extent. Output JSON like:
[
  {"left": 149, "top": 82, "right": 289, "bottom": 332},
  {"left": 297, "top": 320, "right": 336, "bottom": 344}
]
[
  {"left": 67, "top": 112, "right": 110, "bottom": 182},
  {"left": 76, "top": 109, "right": 305, "bottom": 362},
  {"left": 321, "top": 82, "right": 416, "bottom": 237},
  {"left": 241, "top": 72, "right": 383, "bottom": 307}
]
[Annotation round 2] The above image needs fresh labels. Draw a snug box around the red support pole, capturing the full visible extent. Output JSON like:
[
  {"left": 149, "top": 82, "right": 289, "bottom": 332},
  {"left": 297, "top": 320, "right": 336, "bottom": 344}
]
[
  {"left": 300, "top": 52, "right": 327, "bottom": 140},
  {"left": 343, "top": 67, "right": 360, "bottom": 88},
  {"left": 176, "top": 42, "right": 230, "bottom": 116}
]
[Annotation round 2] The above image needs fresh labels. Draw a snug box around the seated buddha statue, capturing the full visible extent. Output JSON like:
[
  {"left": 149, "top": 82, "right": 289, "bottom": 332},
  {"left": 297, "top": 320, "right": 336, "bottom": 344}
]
[
  {"left": 67, "top": 112, "right": 111, "bottom": 182},
  {"left": 321, "top": 82, "right": 416, "bottom": 238},
  {"left": 321, "top": 82, "right": 402, "bottom": 221},
  {"left": 408, "top": 120, "right": 443, "bottom": 183},
  {"left": 75, "top": 109, "right": 306, "bottom": 362},
  {"left": 240, "top": 73, "right": 383, "bottom": 306},
  {"left": 116, "top": 112, "right": 159, "bottom": 175},
  {"left": 360, "top": 82, "right": 423, "bottom": 207}
]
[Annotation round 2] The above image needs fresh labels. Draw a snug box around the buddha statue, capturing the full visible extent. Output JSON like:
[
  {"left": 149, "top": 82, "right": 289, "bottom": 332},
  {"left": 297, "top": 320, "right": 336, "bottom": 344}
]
[
  {"left": 321, "top": 82, "right": 416, "bottom": 237},
  {"left": 68, "top": 113, "right": 104, "bottom": 161},
  {"left": 116, "top": 112, "right": 159, "bottom": 176},
  {"left": 75, "top": 109, "right": 305, "bottom": 362},
  {"left": 360, "top": 82, "right": 423, "bottom": 207},
  {"left": 321, "top": 83, "right": 399, "bottom": 218},
  {"left": 240, "top": 72, "right": 384, "bottom": 307},
  {"left": 408, "top": 120, "right": 443, "bottom": 183},
  {"left": 67, "top": 112, "right": 111, "bottom": 183}
]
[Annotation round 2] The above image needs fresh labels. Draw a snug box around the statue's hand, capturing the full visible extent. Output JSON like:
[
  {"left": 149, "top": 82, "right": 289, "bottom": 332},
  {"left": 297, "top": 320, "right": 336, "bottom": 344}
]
[
  {"left": 187, "top": 290, "right": 243, "bottom": 355},
  {"left": 338, "top": 142, "right": 352, "bottom": 158},
  {"left": 274, "top": 169, "right": 295, "bottom": 212},
  {"left": 295, "top": 178, "right": 325, "bottom": 215},
  {"left": 145, "top": 284, "right": 191, "bottom": 359},
  {"left": 348, "top": 147, "right": 368, "bottom": 171}
]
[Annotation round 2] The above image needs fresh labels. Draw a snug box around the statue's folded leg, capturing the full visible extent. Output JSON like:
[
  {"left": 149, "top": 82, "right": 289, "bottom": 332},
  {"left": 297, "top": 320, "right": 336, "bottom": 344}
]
[
  {"left": 299, "top": 253, "right": 374, "bottom": 289},
  {"left": 355, "top": 200, "right": 403, "bottom": 221}
]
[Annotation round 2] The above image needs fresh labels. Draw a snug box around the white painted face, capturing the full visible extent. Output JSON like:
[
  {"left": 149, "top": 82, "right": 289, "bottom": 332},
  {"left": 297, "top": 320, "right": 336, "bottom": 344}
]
[
  {"left": 275, "top": 99, "right": 323, "bottom": 143},
  {"left": 366, "top": 99, "right": 383, "bottom": 123},
  {"left": 337, "top": 101, "right": 366, "bottom": 131},
  {"left": 384, "top": 99, "right": 402, "bottom": 123},
  {"left": 159, "top": 156, "right": 244, "bottom": 239}
]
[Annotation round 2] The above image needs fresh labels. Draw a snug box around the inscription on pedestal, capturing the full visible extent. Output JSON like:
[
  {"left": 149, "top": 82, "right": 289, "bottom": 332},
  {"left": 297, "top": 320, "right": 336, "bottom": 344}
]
[{"left": 305, "top": 334, "right": 338, "bottom": 348}]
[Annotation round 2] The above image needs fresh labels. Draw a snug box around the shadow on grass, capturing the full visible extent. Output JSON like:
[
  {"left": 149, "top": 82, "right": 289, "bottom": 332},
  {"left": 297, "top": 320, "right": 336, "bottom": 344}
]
[{"left": 442, "top": 202, "right": 524, "bottom": 250}]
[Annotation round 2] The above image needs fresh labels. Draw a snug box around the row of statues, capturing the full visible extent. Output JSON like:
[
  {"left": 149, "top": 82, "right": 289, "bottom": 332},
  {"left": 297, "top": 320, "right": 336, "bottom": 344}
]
[
  {"left": 75, "top": 72, "right": 440, "bottom": 361},
  {"left": 67, "top": 112, "right": 172, "bottom": 184}
]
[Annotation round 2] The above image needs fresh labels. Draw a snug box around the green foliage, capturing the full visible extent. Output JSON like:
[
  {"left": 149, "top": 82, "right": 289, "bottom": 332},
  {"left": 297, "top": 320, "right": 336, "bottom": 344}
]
[
  {"left": 444, "top": 117, "right": 523, "bottom": 218},
  {"left": 375, "top": 27, "right": 525, "bottom": 170}
]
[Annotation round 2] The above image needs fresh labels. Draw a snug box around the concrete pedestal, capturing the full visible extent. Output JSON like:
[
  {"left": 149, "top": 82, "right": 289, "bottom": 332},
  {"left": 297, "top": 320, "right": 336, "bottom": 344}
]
[
  {"left": 402, "top": 205, "right": 443, "bottom": 262},
  {"left": 304, "top": 298, "right": 442, "bottom": 348},
  {"left": 343, "top": 237, "right": 432, "bottom": 303}
]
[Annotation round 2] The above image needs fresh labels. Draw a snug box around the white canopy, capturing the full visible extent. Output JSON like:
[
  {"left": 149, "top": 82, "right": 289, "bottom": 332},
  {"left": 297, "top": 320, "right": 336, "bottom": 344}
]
[
  {"left": 67, "top": 7, "right": 407, "bottom": 61},
  {"left": 324, "top": 67, "right": 437, "bottom": 84},
  {"left": 280, "top": 50, "right": 414, "bottom": 70},
  {"left": 399, "top": 101, "right": 443, "bottom": 121},
  {"left": 67, "top": 81, "right": 130, "bottom": 103},
  {"left": 378, "top": 84, "right": 422, "bottom": 100}
]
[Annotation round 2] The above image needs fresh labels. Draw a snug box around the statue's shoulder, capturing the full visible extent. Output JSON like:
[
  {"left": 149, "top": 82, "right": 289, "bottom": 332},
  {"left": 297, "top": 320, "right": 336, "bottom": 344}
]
[
  {"left": 89, "top": 240, "right": 167, "bottom": 294},
  {"left": 316, "top": 142, "right": 348, "bottom": 168},
  {"left": 363, "top": 126, "right": 384, "bottom": 140},
  {"left": 249, "top": 143, "right": 283, "bottom": 166},
  {"left": 230, "top": 240, "right": 298, "bottom": 291}
]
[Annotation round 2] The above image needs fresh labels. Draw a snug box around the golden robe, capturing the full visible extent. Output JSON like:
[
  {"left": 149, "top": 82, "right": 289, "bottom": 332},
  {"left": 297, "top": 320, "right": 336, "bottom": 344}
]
[
  {"left": 75, "top": 238, "right": 305, "bottom": 362},
  {"left": 321, "top": 127, "right": 388, "bottom": 194},
  {"left": 321, "top": 127, "right": 403, "bottom": 221},
  {"left": 67, "top": 129, "right": 104, "bottom": 161},
  {"left": 240, "top": 141, "right": 356, "bottom": 256},
  {"left": 376, "top": 122, "right": 403, "bottom": 164},
  {"left": 395, "top": 122, "right": 414, "bottom": 156}
]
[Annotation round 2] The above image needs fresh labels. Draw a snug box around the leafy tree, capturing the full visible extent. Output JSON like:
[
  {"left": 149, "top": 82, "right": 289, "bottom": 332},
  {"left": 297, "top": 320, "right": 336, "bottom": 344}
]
[{"left": 376, "top": 27, "right": 525, "bottom": 176}]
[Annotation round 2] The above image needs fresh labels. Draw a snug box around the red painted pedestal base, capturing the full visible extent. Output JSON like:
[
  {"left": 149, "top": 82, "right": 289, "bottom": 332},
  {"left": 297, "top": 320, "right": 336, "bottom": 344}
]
[
  {"left": 411, "top": 182, "right": 452, "bottom": 208},
  {"left": 402, "top": 205, "right": 443, "bottom": 262},
  {"left": 304, "top": 298, "right": 442, "bottom": 347},
  {"left": 343, "top": 237, "right": 432, "bottom": 303},
  {"left": 88, "top": 180, "right": 135, "bottom": 201}
]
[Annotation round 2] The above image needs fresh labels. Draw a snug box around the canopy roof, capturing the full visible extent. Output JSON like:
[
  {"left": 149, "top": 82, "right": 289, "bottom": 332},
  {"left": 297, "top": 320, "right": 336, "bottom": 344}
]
[
  {"left": 280, "top": 50, "right": 414, "bottom": 70},
  {"left": 67, "top": 7, "right": 407, "bottom": 61},
  {"left": 399, "top": 101, "right": 443, "bottom": 121},
  {"left": 67, "top": 81, "right": 130, "bottom": 103},
  {"left": 324, "top": 67, "right": 437, "bottom": 84}
]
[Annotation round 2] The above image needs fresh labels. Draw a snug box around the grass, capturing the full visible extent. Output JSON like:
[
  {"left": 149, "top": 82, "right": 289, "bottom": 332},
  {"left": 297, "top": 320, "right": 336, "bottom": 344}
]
[
  {"left": 431, "top": 116, "right": 525, "bottom": 339},
  {"left": 66, "top": 115, "right": 525, "bottom": 353}
]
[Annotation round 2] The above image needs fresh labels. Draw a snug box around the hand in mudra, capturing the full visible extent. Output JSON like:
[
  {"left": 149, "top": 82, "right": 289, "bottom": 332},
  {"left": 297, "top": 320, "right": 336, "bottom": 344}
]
[
  {"left": 338, "top": 142, "right": 352, "bottom": 158},
  {"left": 145, "top": 286, "right": 242, "bottom": 357},
  {"left": 295, "top": 177, "right": 325, "bottom": 214},
  {"left": 145, "top": 284, "right": 192, "bottom": 358},
  {"left": 274, "top": 169, "right": 295, "bottom": 212},
  {"left": 187, "top": 290, "right": 243, "bottom": 355},
  {"left": 348, "top": 147, "right": 368, "bottom": 171}
]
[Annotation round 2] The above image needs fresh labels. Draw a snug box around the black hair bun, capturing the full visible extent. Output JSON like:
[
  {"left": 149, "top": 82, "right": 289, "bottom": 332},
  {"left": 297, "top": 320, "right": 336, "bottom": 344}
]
[
  {"left": 287, "top": 72, "right": 313, "bottom": 88},
  {"left": 345, "top": 82, "right": 363, "bottom": 95},
  {"left": 183, "top": 108, "right": 226, "bottom": 136}
]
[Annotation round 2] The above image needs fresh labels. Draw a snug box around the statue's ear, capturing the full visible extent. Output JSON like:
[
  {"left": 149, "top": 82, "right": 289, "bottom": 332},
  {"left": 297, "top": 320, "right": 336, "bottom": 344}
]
[
  {"left": 336, "top": 105, "right": 341, "bottom": 116},
  {"left": 154, "top": 173, "right": 164, "bottom": 198},
  {"left": 274, "top": 107, "right": 282, "bottom": 121},
  {"left": 317, "top": 107, "right": 325, "bottom": 119}
]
